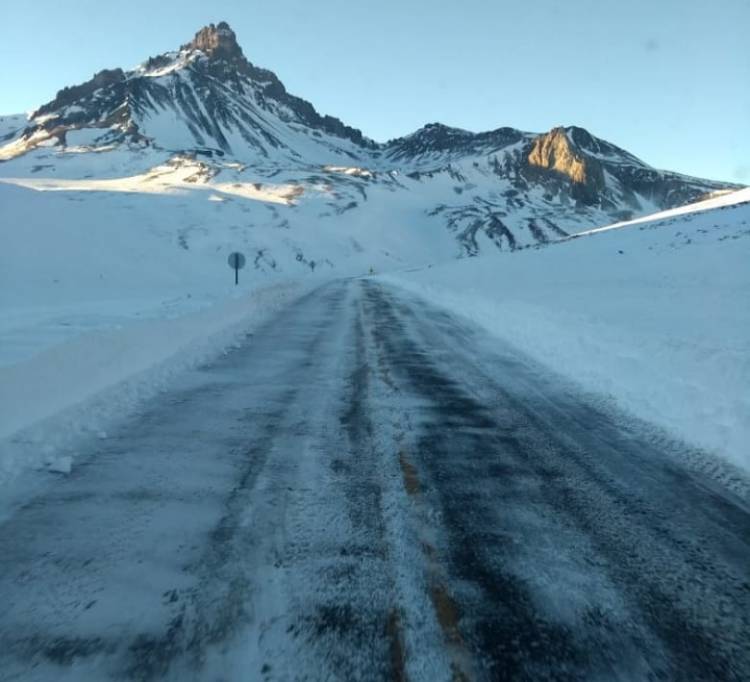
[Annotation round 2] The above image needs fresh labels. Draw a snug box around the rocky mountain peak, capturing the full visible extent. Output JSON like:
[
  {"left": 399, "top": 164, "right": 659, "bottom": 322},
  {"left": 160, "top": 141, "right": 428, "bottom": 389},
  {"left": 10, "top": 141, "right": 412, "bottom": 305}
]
[
  {"left": 184, "top": 21, "right": 244, "bottom": 61},
  {"left": 565, "top": 125, "right": 598, "bottom": 151},
  {"left": 528, "top": 127, "right": 585, "bottom": 180},
  {"left": 527, "top": 126, "right": 605, "bottom": 204}
]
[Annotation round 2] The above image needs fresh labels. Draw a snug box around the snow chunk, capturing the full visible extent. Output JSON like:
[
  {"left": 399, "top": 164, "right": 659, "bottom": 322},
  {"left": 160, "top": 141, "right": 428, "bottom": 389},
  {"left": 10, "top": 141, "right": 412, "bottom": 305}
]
[
  {"left": 323, "top": 165, "right": 374, "bottom": 178},
  {"left": 46, "top": 456, "right": 72, "bottom": 475}
]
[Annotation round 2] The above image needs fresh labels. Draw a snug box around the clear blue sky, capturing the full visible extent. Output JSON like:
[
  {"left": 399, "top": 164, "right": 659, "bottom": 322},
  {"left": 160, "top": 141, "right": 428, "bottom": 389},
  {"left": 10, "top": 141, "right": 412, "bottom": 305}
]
[{"left": 1, "top": 0, "right": 747, "bottom": 182}]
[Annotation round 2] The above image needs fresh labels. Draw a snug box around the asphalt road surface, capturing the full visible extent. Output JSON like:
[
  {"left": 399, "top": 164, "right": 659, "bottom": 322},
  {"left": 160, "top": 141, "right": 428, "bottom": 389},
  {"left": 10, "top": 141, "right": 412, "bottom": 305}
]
[{"left": 1, "top": 279, "right": 748, "bottom": 681}]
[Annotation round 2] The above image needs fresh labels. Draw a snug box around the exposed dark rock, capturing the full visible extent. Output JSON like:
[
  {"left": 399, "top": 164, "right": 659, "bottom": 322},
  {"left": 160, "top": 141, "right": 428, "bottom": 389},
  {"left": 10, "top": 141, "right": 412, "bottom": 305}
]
[
  {"left": 385, "top": 124, "right": 523, "bottom": 161},
  {"left": 183, "top": 21, "right": 245, "bottom": 62},
  {"left": 181, "top": 22, "right": 373, "bottom": 148},
  {"left": 34, "top": 69, "right": 125, "bottom": 118}
]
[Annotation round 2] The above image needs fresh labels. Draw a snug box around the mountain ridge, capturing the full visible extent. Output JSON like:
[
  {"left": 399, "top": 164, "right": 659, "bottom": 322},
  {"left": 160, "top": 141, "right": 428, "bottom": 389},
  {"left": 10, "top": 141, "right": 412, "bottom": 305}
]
[
  {"left": 0, "top": 21, "right": 743, "bottom": 261},
  {"left": 0, "top": 23, "right": 735, "bottom": 178}
]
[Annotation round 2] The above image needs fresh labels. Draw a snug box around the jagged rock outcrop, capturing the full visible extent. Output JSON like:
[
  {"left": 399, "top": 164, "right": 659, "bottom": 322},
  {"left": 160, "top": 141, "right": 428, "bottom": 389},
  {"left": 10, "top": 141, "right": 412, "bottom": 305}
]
[
  {"left": 177, "top": 22, "right": 371, "bottom": 148},
  {"left": 526, "top": 127, "right": 605, "bottom": 204},
  {"left": 184, "top": 21, "right": 244, "bottom": 61}
]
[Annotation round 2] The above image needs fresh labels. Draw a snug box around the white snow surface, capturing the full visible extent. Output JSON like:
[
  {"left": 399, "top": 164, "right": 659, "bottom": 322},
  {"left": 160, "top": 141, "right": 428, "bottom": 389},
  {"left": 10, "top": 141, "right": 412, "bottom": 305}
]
[
  {"left": 0, "top": 143, "right": 462, "bottom": 492},
  {"left": 0, "top": 125, "right": 747, "bottom": 491},
  {"left": 0, "top": 281, "right": 308, "bottom": 488},
  {"left": 577, "top": 187, "right": 750, "bottom": 236},
  {"left": 383, "top": 193, "right": 750, "bottom": 472}
]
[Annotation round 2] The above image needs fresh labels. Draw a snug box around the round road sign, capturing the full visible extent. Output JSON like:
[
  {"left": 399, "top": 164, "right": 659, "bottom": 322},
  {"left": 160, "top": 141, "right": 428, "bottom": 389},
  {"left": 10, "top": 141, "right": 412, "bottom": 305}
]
[{"left": 228, "top": 252, "right": 246, "bottom": 269}]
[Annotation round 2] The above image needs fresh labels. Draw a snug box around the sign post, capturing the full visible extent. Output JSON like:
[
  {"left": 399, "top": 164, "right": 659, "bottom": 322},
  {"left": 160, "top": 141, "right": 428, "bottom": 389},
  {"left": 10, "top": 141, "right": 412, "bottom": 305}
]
[{"left": 227, "top": 252, "right": 246, "bottom": 285}]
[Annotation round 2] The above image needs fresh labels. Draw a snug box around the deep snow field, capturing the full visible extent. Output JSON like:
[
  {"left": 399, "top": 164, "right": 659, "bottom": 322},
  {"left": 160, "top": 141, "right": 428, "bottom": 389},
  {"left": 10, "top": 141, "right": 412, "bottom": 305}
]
[
  {"left": 0, "top": 152, "right": 456, "bottom": 493},
  {"left": 385, "top": 189, "right": 750, "bottom": 474},
  {"left": 1, "top": 170, "right": 748, "bottom": 498}
]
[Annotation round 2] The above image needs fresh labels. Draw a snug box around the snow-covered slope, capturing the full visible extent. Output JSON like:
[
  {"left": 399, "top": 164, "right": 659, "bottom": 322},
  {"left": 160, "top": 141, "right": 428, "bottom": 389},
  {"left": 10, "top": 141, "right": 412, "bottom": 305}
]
[
  {"left": 573, "top": 186, "right": 750, "bottom": 235},
  {"left": 384, "top": 189, "right": 750, "bottom": 473},
  {"left": 0, "top": 21, "right": 746, "bottom": 485}
]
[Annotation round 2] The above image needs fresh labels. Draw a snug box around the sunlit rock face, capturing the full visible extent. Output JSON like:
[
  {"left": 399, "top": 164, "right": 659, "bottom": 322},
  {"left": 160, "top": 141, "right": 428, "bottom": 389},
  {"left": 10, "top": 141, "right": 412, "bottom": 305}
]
[
  {"left": 184, "top": 21, "right": 245, "bottom": 62},
  {"left": 527, "top": 127, "right": 605, "bottom": 204}
]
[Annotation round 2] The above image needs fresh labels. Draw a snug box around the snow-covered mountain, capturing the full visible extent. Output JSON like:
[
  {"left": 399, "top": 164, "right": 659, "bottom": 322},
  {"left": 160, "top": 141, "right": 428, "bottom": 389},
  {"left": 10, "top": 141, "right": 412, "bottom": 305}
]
[
  {"left": 0, "top": 21, "right": 742, "bottom": 271},
  {"left": 0, "top": 22, "right": 371, "bottom": 165},
  {"left": 1, "top": 21, "right": 749, "bottom": 491}
]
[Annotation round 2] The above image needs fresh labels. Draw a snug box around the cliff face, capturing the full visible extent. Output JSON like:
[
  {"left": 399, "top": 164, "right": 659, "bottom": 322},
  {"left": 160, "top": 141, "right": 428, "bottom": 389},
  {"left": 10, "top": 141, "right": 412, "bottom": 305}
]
[{"left": 526, "top": 127, "right": 605, "bottom": 204}]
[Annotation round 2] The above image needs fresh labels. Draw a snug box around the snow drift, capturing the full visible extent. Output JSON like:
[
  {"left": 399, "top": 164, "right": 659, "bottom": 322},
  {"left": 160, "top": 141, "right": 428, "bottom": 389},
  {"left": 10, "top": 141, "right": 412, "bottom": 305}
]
[
  {"left": 0, "top": 282, "right": 306, "bottom": 488},
  {"left": 384, "top": 189, "right": 750, "bottom": 472}
]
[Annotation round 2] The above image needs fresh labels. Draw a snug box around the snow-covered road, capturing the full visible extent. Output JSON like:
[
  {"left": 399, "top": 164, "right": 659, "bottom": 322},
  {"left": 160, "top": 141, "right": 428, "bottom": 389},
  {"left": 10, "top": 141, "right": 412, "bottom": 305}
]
[{"left": 1, "top": 279, "right": 748, "bottom": 681}]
